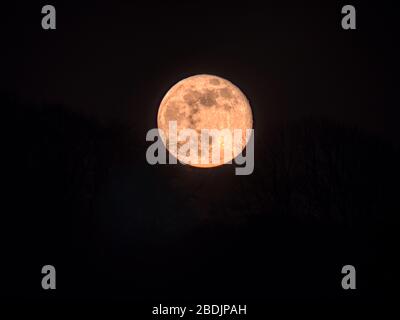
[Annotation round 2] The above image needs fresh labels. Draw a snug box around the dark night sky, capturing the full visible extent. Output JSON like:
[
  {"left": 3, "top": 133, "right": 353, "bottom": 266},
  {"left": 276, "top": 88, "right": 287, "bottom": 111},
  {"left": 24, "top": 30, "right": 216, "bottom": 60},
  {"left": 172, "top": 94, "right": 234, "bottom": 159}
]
[
  {"left": 2, "top": 1, "right": 399, "bottom": 138},
  {"left": 1, "top": 0, "right": 399, "bottom": 315}
]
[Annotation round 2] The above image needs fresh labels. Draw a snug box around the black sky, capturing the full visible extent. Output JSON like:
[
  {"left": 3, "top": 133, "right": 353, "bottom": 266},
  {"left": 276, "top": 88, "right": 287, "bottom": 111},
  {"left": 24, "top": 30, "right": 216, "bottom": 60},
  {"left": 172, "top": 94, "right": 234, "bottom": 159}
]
[
  {"left": 1, "top": 0, "right": 399, "bottom": 313},
  {"left": 2, "top": 1, "right": 399, "bottom": 140}
]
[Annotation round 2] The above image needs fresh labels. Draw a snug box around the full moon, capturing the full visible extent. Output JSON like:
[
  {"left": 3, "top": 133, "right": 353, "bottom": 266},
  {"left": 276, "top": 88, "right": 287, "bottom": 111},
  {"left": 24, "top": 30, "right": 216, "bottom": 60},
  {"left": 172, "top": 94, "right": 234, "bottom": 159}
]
[{"left": 157, "top": 74, "right": 253, "bottom": 167}]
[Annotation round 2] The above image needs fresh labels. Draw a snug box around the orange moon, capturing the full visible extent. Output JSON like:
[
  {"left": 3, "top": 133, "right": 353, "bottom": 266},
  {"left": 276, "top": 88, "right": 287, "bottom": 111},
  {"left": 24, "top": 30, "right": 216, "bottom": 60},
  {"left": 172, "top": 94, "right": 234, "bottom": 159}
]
[{"left": 157, "top": 74, "right": 253, "bottom": 167}]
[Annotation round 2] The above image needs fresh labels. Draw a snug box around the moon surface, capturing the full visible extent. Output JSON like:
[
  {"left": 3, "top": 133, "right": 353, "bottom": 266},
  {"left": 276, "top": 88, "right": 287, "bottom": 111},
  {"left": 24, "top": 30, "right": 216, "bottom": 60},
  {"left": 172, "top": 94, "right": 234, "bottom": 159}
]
[{"left": 157, "top": 74, "right": 253, "bottom": 167}]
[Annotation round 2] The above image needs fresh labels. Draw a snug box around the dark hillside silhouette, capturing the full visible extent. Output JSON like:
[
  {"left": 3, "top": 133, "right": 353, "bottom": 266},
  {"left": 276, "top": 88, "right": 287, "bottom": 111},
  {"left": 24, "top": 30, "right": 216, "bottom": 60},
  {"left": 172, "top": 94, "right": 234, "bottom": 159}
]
[{"left": 3, "top": 93, "right": 399, "bottom": 303}]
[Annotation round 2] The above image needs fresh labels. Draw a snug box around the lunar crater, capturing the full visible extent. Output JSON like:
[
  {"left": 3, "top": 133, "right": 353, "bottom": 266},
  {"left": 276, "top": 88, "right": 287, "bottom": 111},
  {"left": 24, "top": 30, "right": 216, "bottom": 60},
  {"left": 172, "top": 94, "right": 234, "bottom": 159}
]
[
  {"left": 219, "top": 87, "right": 233, "bottom": 99},
  {"left": 209, "top": 78, "right": 220, "bottom": 85},
  {"left": 199, "top": 89, "right": 218, "bottom": 107}
]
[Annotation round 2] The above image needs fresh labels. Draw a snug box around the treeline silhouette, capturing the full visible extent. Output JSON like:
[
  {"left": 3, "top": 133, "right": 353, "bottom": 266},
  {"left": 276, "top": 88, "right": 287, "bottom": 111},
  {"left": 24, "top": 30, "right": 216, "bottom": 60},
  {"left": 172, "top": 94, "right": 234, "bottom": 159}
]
[{"left": 3, "top": 93, "right": 399, "bottom": 302}]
